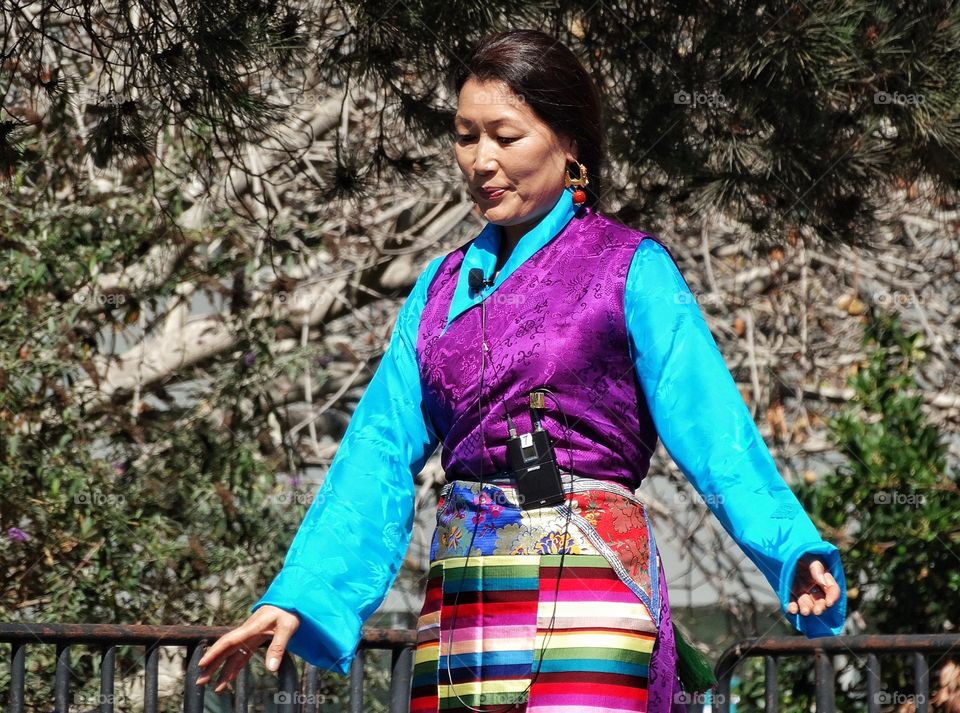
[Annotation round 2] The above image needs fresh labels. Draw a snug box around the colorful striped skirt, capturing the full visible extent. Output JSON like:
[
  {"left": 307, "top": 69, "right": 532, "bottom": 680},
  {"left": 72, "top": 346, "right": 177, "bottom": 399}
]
[{"left": 410, "top": 475, "right": 686, "bottom": 713}]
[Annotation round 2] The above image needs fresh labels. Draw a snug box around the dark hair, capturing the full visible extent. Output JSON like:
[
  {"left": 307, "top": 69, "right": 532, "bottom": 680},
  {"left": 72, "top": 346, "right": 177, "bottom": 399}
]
[{"left": 452, "top": 29, "right": 606, "bottom": 208}]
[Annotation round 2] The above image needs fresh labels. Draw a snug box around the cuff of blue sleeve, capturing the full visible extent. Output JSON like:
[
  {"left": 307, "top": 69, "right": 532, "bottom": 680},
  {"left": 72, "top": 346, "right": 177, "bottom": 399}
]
[
  {"left": 777, "top": 541, "right": 848, "bottom": 638},
  {"left": 250, "top": 565, "right": 360, "bottom": 675}
]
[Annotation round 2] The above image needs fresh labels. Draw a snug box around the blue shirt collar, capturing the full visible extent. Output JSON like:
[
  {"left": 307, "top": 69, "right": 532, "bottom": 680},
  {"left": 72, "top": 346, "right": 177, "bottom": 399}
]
[{"left": 444, "top": 188, "right": 578, "bottom": 334}]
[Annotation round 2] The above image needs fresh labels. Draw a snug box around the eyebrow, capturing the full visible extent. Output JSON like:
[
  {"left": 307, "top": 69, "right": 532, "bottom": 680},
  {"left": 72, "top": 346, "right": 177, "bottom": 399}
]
[{"left": 452, "top": 115, "right": 520, "bottom": 127}]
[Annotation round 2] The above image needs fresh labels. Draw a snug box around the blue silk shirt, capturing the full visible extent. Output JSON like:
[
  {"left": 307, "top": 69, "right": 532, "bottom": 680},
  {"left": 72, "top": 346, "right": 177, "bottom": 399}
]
[{"left": 250, "top": 189, "right": 847, "bottom": 674}]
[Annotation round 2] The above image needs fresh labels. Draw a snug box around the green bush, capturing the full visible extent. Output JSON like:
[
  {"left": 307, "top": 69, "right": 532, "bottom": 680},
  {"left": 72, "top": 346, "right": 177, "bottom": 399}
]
[{"left": 734, "top": 309, "right": 959, "bottom": 711}]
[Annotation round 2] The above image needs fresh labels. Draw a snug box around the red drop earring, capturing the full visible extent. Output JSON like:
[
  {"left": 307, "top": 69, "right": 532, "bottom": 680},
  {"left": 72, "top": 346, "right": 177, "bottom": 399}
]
[{"left": 564, "top": 160, "right": 589, "bottom": 205}]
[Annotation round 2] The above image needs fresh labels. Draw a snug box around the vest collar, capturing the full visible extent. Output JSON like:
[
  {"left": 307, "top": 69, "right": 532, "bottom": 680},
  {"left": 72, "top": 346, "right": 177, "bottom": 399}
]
[{"left": 444, "top": 187, "right": 579, "bottom": 334}]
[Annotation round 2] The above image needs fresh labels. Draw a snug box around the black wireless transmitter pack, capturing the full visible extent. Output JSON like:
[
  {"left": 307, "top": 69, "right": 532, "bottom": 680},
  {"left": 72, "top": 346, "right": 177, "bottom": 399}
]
[{"left": 505, "top": 391, "right": 566, "bottom": 509}]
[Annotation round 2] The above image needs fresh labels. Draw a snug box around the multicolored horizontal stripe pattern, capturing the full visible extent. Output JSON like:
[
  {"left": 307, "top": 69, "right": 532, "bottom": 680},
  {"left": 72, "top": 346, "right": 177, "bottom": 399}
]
[{"left": 412, "top": 552, "right": 657, "bottom": 712}]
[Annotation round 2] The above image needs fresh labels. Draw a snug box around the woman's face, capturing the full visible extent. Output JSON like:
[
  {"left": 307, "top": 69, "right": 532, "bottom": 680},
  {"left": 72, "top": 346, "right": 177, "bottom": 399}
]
[{"left": 453, "top": 77, "right": 577, "bottom": 240}]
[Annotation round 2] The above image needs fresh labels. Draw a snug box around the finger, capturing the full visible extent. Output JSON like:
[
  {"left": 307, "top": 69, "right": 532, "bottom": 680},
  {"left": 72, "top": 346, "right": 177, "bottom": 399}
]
[
  {"left": 790, "top": 578, "right": 814, "bottom": 607},
  {"left": 806, "top": 583, "right": 833, "bottom": 615},
  {"left": 807, "top": 581, "right": 829, "bottom": 608},
  {"left": 808, "top": 558, "right": 827, "bottom": 582},
  {"left": 810, "top": 590, "right": 826, "bottom": 615},
  {"left": 197, "top": 647, "right": 234, "bottom": 687},
  {"left": 212, "top": 648, "right": 254, "bottom": 694},
  {"left": 264, "top": 618, "right": 299, "bottom": 672},
  {"left": 822, "top": 572, "right": 841, "bottom": 606},
  {"left": 197, "top": 629, "right": 266, "bottom": 684},
  {"left": 197, "top": 637, "right": 244, "bottom": 684},
  {"left": 788, "top": 594, "right": 817, "bottom": 616},
  {"left": 198, "top": 611, "right": 278, "bottom": 670},
  {"left": 198, "top": 630, "right": 251, "bottom": 670}
]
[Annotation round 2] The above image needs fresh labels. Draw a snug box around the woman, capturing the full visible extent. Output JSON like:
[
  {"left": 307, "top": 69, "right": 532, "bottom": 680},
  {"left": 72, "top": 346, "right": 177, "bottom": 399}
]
[{"left": 197, "top": 29, "right": 846, "bottom": 712}]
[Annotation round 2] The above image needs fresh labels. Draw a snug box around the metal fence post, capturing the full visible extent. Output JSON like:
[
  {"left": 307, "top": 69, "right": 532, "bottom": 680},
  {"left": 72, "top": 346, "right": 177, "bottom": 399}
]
[
  {"left": 764, "top": 654, "right": 779, "bottom": 712},
  {"left": 349, "top": 648, "right": 366, "bottom": 713},
  {"left": 914, "top": 652, "right": 929, "bottom": 713},
  {"left": 814, "top": 648, "right": 835, "bottom": 712},
  {"left": 389, "top": 645, "right": 414, "bottom": 713}
]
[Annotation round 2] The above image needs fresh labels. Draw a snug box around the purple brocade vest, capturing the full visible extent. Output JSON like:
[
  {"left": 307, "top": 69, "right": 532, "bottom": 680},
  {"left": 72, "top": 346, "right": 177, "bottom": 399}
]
[{"left": 416, "top": 206, "right": 660, "bottom": 491}]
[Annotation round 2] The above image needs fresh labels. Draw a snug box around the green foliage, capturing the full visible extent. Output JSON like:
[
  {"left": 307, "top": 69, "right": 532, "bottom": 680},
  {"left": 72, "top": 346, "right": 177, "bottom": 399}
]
[
  {"left": 797, "top": 310, "right": 958, "bottom": 633},
  {"left": 736, "top": 656, "right": 818, "bottom": 713},
  {"left": 734, "top": 310, "right": 959, "bottom": 711},
  {"left": 3, "top": 2, "right": 960, "bottom": 244},
  {"left": 0, "top": 196, "right": 322, "bottom": 711}
]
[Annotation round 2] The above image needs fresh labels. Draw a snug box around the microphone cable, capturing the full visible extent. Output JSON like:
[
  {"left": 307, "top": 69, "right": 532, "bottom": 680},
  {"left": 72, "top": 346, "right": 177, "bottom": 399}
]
[{"left": 442, "top": 267, "right": 576, "bottom": 713}]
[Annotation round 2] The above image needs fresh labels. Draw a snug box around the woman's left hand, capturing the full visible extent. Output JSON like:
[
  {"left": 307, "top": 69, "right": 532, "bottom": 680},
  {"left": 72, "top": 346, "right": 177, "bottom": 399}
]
[{"left": 788, "top": 554, "right": 841, "bottom": 616}]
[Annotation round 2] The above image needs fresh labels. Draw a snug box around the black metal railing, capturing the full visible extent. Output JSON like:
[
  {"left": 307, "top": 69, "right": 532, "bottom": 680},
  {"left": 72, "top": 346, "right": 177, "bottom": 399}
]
[
  {"left": 712, "top": 634, "right": 960, "bottom": 713},
  {"left": 9, "top": 625, "right": 956, "bottom": 712},
  {"left": 0, "top": 623, "right": 416, "bottom": 713}
]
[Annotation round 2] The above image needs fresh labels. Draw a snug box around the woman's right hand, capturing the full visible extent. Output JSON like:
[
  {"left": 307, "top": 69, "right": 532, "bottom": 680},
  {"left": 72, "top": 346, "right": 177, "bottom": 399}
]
[{"left": 195, "top": 605, "right": 301, "bottom": 694}]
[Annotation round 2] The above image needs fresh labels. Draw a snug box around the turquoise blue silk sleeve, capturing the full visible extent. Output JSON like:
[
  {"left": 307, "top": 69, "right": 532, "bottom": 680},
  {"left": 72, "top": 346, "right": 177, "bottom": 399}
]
[
  {"left": 625, "top": 238, "right": 847, "bottom": 637},
  {"left": 250, "top": 255, "right": 444, "bottom": 673}
]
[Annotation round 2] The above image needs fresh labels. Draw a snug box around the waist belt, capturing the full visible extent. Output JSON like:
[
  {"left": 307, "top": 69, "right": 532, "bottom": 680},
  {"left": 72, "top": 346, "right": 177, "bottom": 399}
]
[{"left": 434, "top": 472, "right": 661, "bottom": 628}]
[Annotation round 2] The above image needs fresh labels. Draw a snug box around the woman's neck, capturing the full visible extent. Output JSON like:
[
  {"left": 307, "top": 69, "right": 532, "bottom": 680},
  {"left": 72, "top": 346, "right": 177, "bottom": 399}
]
[
  {"left": 493, "top": 193, "right": 563, "bottom": 276},
  {"left": 495, "top": 224, "right": 528, "bottom": 276}
]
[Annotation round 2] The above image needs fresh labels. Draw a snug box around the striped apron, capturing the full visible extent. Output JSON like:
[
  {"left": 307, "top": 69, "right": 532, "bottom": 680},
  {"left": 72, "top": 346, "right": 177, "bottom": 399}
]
[{"left": 410, "top": 474, "right": 673, "bottom": 712}]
